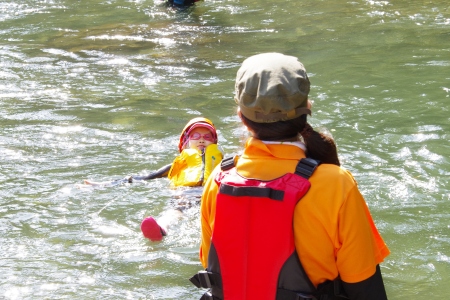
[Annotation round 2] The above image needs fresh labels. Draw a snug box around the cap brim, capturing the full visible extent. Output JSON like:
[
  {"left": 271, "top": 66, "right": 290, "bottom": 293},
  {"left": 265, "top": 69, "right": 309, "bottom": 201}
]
[{"left": 186, "top": 123, "right": 216, "bottom": 135}]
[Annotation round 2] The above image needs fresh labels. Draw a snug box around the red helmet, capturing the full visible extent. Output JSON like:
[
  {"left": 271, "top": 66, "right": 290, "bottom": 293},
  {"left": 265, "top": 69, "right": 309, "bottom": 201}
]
[{"left": 178, "top": 117, "right": 218, "bottom": 152}]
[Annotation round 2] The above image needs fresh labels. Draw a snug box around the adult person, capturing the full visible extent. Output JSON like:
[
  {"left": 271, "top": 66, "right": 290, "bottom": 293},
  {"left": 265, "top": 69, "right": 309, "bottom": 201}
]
[
  {"left": 167, "top": 0, "right": 199, "bottom": 7},
  {"left": 191, "top": 53, "right": 390, "bottom": 299}
]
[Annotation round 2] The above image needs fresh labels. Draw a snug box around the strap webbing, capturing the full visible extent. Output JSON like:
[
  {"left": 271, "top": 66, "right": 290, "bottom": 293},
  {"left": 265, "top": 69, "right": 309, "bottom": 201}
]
[
  {"left": 219, "top": 184, "right": 284, "bottom": 201},
  {"left": 295, "top": 158, "right": 320, "bottom": 179},
  {"left": 190, "top": 271, "right": 222, "bottom": 289},
  {"left": 220, "top": 156, "right": 236, "bottom": 171}
]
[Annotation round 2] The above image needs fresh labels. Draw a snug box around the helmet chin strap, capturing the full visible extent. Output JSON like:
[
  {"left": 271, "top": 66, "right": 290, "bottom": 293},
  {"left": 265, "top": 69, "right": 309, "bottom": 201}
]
[{"left": 182, "top": 138, "right": 190, "bottom": 150}]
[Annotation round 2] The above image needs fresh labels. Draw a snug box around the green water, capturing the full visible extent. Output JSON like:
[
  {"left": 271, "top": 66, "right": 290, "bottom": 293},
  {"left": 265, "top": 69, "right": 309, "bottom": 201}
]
[{"left": 1, "top": 0, "right": 449, "bottom": 299}]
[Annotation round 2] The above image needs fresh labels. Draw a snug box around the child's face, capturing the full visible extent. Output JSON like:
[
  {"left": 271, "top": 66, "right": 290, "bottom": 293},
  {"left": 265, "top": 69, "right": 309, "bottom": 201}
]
[{"left": 188, "top": 127, "right": 214, "bottom": 151}]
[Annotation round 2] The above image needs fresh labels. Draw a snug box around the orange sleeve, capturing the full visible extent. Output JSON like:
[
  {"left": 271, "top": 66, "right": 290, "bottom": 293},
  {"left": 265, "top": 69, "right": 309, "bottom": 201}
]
[
  {"left": 295, "top": 166, "right": 390, "bottom": 286},
  {"left": 336, "top": 185, "right": 390, "bottom": 283},
  {"left": 199, "top": 166, "right": 220, "bottom": 268}
]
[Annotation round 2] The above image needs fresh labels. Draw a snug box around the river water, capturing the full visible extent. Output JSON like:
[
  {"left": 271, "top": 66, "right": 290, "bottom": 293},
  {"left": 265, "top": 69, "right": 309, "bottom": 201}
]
[{"left": 0, "top": 0, "right": 449, "bottom": 299}]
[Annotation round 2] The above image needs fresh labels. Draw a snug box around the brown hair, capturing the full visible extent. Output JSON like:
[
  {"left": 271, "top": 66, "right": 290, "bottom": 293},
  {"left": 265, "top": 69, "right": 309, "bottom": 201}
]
[{"left": 239, "top": 112, "right": 340, "bottom": 166}]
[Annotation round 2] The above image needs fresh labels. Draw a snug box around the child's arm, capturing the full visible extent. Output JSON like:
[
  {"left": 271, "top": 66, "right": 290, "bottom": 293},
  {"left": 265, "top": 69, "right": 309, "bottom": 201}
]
[
  {"left": 129, "top": 163, "right": 172, "bottom": 181},
  {"left": 84, "top": 163, "right": 172, "bottom": 186}
]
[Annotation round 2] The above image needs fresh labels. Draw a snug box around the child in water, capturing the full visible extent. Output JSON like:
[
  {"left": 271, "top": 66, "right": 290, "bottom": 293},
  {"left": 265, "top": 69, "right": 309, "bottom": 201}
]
[
  {"left": 141, "top": 117, "right": 223, "bottom": 241},
  {"left": 83, "top": 117, "right": 223, "bottom": 241}
]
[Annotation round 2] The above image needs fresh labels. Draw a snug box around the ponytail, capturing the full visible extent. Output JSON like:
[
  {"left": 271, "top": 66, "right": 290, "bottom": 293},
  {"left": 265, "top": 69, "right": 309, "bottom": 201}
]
[{"left": 300, "top": 122, "right": 340, "bottom": 166}]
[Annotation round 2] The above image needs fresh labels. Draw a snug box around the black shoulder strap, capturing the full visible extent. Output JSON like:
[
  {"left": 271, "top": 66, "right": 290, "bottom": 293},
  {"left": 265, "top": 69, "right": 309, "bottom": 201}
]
[
  {"left": 295, "top": 158, "right": 320, "bottom": 179},
  {"left": 220, "top": 155, "right": 238, "bottom": 171}
]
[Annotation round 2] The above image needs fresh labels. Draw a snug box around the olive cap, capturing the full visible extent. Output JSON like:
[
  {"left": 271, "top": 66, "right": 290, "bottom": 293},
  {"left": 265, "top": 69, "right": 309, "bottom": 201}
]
[{"left": 235, "top": 53, "right": 311, "bottom": 123}]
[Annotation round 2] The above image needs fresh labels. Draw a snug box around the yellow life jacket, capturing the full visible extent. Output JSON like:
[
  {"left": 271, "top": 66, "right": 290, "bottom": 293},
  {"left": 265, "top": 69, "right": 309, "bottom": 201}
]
[{"left": 167, "top": 144, "right": 223, "bottom": 187}]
